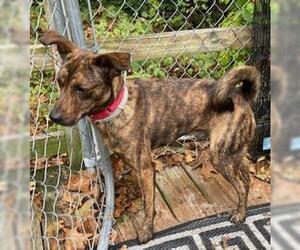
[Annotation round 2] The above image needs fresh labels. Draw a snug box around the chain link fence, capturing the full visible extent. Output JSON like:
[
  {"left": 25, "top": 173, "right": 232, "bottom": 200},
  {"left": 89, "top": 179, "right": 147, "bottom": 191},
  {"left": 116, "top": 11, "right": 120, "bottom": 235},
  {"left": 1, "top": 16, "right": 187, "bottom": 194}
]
[
  {"left": 30, "top": 0, "right": 270, "bottom": 249},
  {"left": 80, "top": 0, "right": 253, "bottom": 77},
  {"left": 30, "top": 1, "right": 114, "bottom": 249}
]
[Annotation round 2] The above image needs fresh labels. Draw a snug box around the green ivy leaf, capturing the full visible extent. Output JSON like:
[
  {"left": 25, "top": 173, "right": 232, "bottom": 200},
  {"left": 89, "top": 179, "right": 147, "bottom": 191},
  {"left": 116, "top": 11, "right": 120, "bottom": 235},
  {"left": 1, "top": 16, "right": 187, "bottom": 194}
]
[{"left": 241, "top": 2, "right": 254, "bottom": 23}]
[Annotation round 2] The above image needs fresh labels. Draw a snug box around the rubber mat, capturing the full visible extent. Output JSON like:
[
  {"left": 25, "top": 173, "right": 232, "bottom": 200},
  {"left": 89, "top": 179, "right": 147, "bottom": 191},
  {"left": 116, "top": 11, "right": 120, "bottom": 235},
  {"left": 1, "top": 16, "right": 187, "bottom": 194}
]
[{"left": 110, "top": 204, "right": 271, "bottom": 250}]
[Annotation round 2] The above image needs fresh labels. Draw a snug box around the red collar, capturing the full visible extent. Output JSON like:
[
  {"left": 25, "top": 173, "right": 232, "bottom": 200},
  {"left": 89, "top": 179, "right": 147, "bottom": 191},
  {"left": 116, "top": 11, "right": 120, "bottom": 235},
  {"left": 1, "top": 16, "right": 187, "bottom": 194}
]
[{"left": 89, "top": 85, "right": 128, "bottom": 123}]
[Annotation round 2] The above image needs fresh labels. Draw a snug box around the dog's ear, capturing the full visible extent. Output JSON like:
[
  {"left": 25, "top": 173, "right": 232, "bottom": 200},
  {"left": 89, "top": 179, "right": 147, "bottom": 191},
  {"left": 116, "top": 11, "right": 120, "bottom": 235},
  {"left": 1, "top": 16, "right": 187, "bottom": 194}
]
[
  {"left": 39, "top": 30, "right": 77, "bottom": 58},
  {"left": 92, "top": 52, "right": 131, "bottom": 77},
  {"left": 92, "top": 52, "right": 131, "bottom": 99}
]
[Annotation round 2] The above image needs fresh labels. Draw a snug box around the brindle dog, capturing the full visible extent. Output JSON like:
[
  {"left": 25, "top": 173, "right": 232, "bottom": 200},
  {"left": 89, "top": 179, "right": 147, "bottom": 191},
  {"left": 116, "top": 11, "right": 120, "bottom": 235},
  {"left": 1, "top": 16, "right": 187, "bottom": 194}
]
[{"left": 40, "top": 30, "right": 260, "bottom": 243}]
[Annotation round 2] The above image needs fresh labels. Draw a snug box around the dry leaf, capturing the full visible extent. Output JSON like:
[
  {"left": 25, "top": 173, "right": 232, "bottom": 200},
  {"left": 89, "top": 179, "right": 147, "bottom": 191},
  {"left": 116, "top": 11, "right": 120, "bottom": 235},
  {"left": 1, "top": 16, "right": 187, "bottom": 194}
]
[
  {"left": 90, "top": 182, "right": 101, "bottom": 200},
  {"left": 61, "top": 191, "right": 74, "bottom": 203},
  {"left": 58, "top": 190, "right": 90, "bottom": 214},
  {"left": 32, "top": 192, "right": 42, "bottom": 209},
  {"left": 191, "top": 148, "right": 210, "bottom": 169},
  {"left": 46, "top": 220, "right": 65, "bottom": 250},
  {"left": 75, "top": 198, "right": 95, "bottom": 218},
  {"left": 83, "top": 216, "right": 99, "bottom": 234},
  {"left": 66, "top": 173, "right": 93, "bottom": 193},
  {"left": 171, "top": 153, "right": 183, "bottom": 164},
  {"left": 114, "top": 194, "right": 132, "bottom": 218},
  {"left": 184, "top": 150, "right": 194, "bottom": 163},
  {"left": 119, "top": 245, "right": 128, "bottom": 250},
  {"left": 200, "top": 162, "right": 217, "bottom": 181},
  {"left": 30, "top": 154, "right": 69, "bottom": 169},
  {"left": 63, "top": 226, "right": 93, "bottom": 250},
  {"left": 255, "top": 166, "right": 270, "bottom": 182},
  {"left": 253, "top": 157, "right": 270, "bottom": 183},
  {"left": 113, "top": 174, "right": 141, "bottom": 218},
  {"left": 113, "top": 157, "right": 126, "bottom": 180}
]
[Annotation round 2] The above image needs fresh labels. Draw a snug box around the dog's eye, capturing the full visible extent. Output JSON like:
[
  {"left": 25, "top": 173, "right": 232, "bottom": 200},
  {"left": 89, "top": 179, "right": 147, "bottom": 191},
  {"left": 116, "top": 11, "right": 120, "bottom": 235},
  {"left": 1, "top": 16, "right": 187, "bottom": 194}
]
[{"left": 74, "top": 86, "right": 87, "bottom": 94}]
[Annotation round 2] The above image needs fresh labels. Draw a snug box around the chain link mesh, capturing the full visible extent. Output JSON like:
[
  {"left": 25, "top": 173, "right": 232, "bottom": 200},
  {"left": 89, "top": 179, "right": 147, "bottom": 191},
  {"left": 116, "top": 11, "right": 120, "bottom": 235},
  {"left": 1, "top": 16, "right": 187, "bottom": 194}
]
[
  {"left": 30, "top": 0, "right": 270, "bottom": 249},
  {"left": 80, "top": 0, "right": 253, "bottom": 78},
  {"left": 30, "top": 1, "right": 105, "bottom": 249}
]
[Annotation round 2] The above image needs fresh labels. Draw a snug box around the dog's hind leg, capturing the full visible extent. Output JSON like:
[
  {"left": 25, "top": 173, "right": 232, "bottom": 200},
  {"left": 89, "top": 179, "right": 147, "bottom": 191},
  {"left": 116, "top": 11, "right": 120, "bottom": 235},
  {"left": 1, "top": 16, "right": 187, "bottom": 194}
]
[
  {"left": 210, "top": 149, "right": 250, "bottom": 223},
  {"left": 209, "top": 95, "right": 255, "bottom": 223}
]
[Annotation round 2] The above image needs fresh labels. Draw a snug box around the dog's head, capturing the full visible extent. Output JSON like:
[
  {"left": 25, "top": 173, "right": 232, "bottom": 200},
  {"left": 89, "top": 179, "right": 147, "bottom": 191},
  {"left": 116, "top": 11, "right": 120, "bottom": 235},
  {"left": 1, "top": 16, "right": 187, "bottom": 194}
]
[{"left": 40, "top": 30, "right": 131, "bottom": 126}]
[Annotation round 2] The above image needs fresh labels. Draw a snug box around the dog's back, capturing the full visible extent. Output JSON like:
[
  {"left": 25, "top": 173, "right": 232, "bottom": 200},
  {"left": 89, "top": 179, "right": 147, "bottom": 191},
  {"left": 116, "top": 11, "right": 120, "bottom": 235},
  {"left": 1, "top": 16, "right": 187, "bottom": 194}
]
[{"left": 126, "top": 66, "right": 260, "bottom": 150}]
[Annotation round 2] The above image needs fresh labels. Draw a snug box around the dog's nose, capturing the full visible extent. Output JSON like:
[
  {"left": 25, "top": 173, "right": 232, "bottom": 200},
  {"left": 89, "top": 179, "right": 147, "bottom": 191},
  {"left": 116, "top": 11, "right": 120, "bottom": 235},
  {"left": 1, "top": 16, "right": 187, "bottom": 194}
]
[{"left": 49, "top": 111, "right": 63, "bottom": 124}]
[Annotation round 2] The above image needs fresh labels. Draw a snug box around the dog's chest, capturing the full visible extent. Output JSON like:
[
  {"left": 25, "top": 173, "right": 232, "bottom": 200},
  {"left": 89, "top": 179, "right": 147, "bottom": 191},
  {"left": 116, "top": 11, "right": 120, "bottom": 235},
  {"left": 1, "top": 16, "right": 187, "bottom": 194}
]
[{"left": 96, "top": 123, "right": 131, "bottom": 156}]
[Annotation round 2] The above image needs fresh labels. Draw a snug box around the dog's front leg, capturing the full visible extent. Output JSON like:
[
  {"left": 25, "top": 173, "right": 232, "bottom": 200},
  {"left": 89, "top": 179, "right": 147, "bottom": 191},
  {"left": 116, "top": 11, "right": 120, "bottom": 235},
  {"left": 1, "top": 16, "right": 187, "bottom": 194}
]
[{"left": 132, "top": 152, "right": 155, "bottom": 243}]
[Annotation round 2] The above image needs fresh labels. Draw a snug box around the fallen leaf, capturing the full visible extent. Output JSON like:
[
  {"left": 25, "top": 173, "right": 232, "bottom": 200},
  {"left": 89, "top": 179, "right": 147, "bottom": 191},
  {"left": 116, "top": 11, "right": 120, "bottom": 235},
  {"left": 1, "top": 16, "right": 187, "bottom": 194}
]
[
  {"left": 63, "top": 226, "right": 93, "bottom": 250},
  {"left": 119, "top": 245, "right": 128, "bottom": 250},
  {"left": 46, "top": 220, "right": 65, "bottom": 250},
  {"left": 184, "top": 150, "right": 195, "bottom": 163},
  {"left": 113, "top": 157, "right": 126, "bottom": 180},
  {"left": 114, "top": 194, "right": 132, "bottom": 218},
  {"left": 32, "top": 192, "right": 42, "bottom": 209},
  {"left": 191, "top": 148, "right": 210, "bottom": 169},
  {"left": 61, "top": 191, "right": 74, "bottom": 203},
  {"left": 200, "top": 161, "right": 217, "bottom": 181},
  {"left": 58, "top": 190, "right": 90, "bottom": 214},
  {"left": 30, "top": 153, "right": 69, "bottom": 169},
  {"left": 75, "top": 198, "right": 95, "bottom": 218},
  {"left": 83, "top": 216, "right": 99, "bottom": 234},
  {"left": 90, "top": 182, "right": 101, "bottom": 200},
  {"left": 171, "top": 153, "right": 183, "bottom": 164},
  {"left": 253, "top": 157, "right": 270, "bottom": 183},
  {"left": 255, "top": 166, "right": 270, "bottom": 182},
  {"left": 65, "top": 172, "right": 95, "bottom": 193}
]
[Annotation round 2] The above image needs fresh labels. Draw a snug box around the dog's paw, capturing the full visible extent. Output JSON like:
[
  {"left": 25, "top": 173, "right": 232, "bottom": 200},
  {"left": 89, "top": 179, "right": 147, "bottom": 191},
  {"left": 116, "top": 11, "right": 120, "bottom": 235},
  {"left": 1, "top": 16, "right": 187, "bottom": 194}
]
[
  {"left": 132, "top": 218, "right": 153, "bottom": 244},
  {"left": 230, "top": 210, "right": 246, "bottom": 224},
  {"left": 137, "top": 225, "right": 153, "bottom": 244}
]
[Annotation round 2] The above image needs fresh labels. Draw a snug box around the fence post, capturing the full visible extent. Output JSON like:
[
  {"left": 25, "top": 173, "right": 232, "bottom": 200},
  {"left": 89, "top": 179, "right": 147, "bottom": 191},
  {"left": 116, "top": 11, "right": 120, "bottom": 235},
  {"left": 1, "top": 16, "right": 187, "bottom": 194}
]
[{"left": 251, "top": 0, "right": 271, "bottom": 157}]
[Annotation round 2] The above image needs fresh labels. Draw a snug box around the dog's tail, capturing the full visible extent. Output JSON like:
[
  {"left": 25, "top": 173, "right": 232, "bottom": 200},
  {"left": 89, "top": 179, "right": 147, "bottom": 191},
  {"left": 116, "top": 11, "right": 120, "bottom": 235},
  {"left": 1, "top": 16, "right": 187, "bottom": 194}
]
[{"left": 212, "top": 66, "right": 260, "bottom": 109}]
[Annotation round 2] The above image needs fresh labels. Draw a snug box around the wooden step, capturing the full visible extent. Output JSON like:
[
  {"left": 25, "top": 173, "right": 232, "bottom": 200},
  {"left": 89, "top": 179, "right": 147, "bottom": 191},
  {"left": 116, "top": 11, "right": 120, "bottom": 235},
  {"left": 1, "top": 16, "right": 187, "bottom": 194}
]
[
  {"left": 114, "top": 165, "right": 270, "bottom": 244},
  {"left": 156, "top": 165, "right": 210, "bottom": 223}
]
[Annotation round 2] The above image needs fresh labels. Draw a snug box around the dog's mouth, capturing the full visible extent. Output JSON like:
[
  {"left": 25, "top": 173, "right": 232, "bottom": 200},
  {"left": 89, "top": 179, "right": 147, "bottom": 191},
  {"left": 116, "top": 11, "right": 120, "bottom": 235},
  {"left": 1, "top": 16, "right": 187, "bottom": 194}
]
[
  {"left": 50, "top": 117, "right": 77, "bottom": 127},
  {"left": 49, "top": 112, "right": 87, "bottom": 127},
  {"left": 56, "top": 119, "right": 77, "bottom": 127}
]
